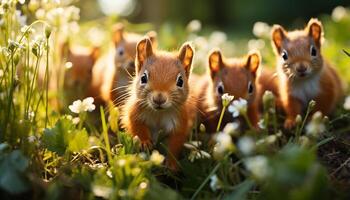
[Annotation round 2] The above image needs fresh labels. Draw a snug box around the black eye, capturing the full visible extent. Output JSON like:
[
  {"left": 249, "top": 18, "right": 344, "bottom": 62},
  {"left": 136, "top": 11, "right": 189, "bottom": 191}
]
[
  {"left": 176, "top": 75, "right": 184, "bottom": 87},
  {"left": 217, "top": 83, "right": 224, "bottom": 95},
  {"left": 117, "top": 47, "right": 124, "bottom": 56},
  {"left": 248, "top": 81, "right": 254, "bottom": 94},
  {"left": 281, "top": 50, "right": 288, "bottom": 61},
  {"left": 140, "top": 72, "right": 148, "bottom": 85},
  {"left": 310, "top": 45, "right": 317, "bottom": 57}
]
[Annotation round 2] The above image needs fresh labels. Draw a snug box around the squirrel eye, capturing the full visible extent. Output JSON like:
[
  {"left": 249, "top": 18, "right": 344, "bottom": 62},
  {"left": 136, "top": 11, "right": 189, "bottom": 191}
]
[
  {"left": 117, "top": 47, "right": 124, "bottom": 56},
  {"left": 217, "top": 82, "right": 224, "bottom": 95},
  {"left": 176, "top": 74, "right": 184, "bottom": 88},
  {"left": 248, "top": 81, "right": 254, "bottom": 95},
  {"left": 310, "top": 45, "right": 317, "bottom": 57},
  {"left": 140, "top": 71, "right": 148, "bottom": 85},
  {"left": 281, "top": 50, "right": 288, "bottom": 61}
]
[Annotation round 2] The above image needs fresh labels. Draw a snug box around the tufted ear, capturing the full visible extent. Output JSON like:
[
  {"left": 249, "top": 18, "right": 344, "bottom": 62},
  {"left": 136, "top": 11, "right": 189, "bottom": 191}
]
[
  {"left": 178, "top": 42, "right": 194, "bottom": 77},
  {"left": 208, "top": 49, "right": 223, "bottom": 78},
  {"left": 112, "top": 23, "right": 124, "bottom": 45},
  {"left": 135, "top": 38, "right": 153, "bottom": 73},
  {"left": 246, "top": 50, "right": 261, "bottom": 76},
  {"left": 271, "top": 25, "right": 288, "bottom": 54},
  {"left": 146, "top": 31, "right": 157, "bottom": 48},
  {"left": 306, "top": 18, "right": 323, "bottom": 48}
]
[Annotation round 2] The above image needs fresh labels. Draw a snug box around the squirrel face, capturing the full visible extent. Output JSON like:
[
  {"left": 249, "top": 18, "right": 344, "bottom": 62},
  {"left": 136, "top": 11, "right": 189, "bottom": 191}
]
[
  {"left": 113, "top": 23, "right": 157, "bottom": 69},
  {"left": 134, "top": 38, "right": 194, "bottom": 111},
  {"left": 208, "top": 50, "right": 260, "bottom": 105},
  {"left": 272, "top": 19, "right": 324, "bottom": 81},
  {"left": 64, "top": 46, "right": 100, "bottom": 89}
]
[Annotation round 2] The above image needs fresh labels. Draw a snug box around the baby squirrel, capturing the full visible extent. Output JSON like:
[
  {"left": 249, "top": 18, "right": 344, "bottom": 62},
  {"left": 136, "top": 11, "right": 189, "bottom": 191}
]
[
  {"left": 91, "top": 23, "right": 157, "bottom": 106},
  {"left": 271, "top": 18, "right": 343, "bottom": 129},
  {"left": 61, "top": 41, "right": 100, "bottom": 103},
  {"left": 111, "top": 23, "right": 157, "bottom": 106},
  {"left": 201, "top": 49, "right": 261, "bottom": 131},
  {"left": 121, "top": 38, "right": 197, "bottom": 170}
]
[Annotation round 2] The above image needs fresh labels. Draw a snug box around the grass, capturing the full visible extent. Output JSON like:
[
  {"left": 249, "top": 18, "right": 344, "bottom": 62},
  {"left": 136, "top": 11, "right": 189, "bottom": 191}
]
[{"left": 1, "top": 1, "right": 350, "bottom": 200}]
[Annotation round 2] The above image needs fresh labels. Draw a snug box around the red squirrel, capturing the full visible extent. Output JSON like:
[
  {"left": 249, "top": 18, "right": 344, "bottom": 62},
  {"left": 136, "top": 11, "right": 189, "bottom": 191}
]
[
  {"left": 61, "top": 41, "right": 100, "bottom": 103},
  {"left": 270, "top": 18, "right": 343, "bottom": 129},
  {"left": 121, "top": 38, "right": 197, "bottom": 169},
  {"left": 111, "top": 23, "right": 157, "bottom": 105},
  {"left": 199, "top": 49, "right": 261, "bottom": 132},
  {"left": 91, "top": 23, "right": 157, "bottom": 106}
]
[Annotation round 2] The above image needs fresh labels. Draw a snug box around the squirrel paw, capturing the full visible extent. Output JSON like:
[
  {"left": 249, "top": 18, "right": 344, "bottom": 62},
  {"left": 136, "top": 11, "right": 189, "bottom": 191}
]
[
  {"left": 140, "top": 140, "right": 153, "bottom": 151},
  {"left": 284, "top": 118, "right": 296, "bottom": 129}
]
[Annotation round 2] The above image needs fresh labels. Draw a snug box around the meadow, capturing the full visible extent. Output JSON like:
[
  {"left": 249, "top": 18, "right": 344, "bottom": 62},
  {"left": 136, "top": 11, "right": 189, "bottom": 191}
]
[{"left": 1, "top": 0, "right": 350, "bottom": 199}]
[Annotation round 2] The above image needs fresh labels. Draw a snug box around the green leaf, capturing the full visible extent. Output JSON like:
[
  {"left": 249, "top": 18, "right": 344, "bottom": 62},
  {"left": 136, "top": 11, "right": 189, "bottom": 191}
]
[
  {"left": 223, "top": 180, "right": 255, "bottom": 200},
  {"left": 0, "top": 150, "right": 29, "bottom": 194},
  {"left": 68, "top": 129, "right": 89, "bottom": 153},
  {"left": 42, "top": 118, "right": 74, "bottom": 155}
]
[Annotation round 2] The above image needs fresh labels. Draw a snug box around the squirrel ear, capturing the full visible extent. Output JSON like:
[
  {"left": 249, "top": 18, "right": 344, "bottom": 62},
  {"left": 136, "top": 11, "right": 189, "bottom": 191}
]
[
  {"left": 306, "top": 18, "right": 323, "bottom": 48},
  {"left": 136, "top": 38, "right": 153, "bottom": 73},
  {"left": 271, "top": 25, "right": 287, "bottom": 54},
  {"left": 146, "top": 31, "right": 157, "bottom": 48},
  {"left": 246, "top": 51, "right": 261, "bottom": 76},
  {"left": 208, "top": 49, "right": 223, "bottom": 78},
  {"left": 178, "top": 42, "right": 194, "bottom": 77},
  {"left": 90, "top": 46, "right": 100, "bottom": 63},
  {"left": 112, "top": 23, "right": 124, "bottom": 45}
]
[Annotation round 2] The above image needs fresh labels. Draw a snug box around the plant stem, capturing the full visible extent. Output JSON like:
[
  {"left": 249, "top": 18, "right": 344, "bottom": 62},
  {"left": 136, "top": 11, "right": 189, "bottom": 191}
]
[
  {"left": 191, "top": 161, "right": 221, "bottom": 200},
  {"left": 216, "top": 106, "right": 226, "bottom": 132},
  {"left": 100, "top": 106, "right": 113, "bottom": 165},
  {"left": 45, "top": 38, "right": 49, "bottom": 127}
]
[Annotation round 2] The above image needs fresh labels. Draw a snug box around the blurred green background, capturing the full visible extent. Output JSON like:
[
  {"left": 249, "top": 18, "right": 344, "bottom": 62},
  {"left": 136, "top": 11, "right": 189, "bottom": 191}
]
[{"left": 78, "top": 0, "right": 350, "bottom": 31}]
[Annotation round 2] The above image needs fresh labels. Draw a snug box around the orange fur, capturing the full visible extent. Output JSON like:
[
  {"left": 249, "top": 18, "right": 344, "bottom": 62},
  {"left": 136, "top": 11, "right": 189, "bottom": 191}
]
[
  {"left": 111, "top": 23, "right": 157, "bottom": 106},
  {"left": 271, "top": 18, "right": 343, "bottom": 129},
  {"left": 62, "top": 42, "right": 100, "bottom": 102},
  {"left": 200, "top": 49, "right": 261, "bottom": 132},
  {"left": 121, "top": 38, "right": 197, "bottom": 170},
  {"left": 91, "top": 24, "right": 157, "bottom": 106}
]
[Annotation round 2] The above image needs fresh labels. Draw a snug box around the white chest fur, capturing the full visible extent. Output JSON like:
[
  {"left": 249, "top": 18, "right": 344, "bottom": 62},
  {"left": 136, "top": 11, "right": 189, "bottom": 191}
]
[
  {"left": 140, "top": 110, "right": 178, "bottom": 142},
  {"left": 290, "top": 75, "right": 321, "bottom": 106}
]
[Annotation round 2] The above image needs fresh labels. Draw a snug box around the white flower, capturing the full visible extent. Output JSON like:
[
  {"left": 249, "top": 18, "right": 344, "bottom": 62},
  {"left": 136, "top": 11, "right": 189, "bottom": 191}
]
[
  {"left": 65, "top": 61, "right": 73, "bottom": 69},
  {"left": 18, "top": 0, "right": 25, "bottom": 4},
  {"left": 209, "top": 31, "right": 227, "bottom": 45},
  {"left": 209, "top": 175, "right": 221, "bottom": 191},
  {"left": 28, "top": 135, "right": 36, "bottom": 143},
  {"left": 69, "top": 97, "right": 96, "bottom": 114},
  {"left": 72, "top": 117, "right": 80, "bottom": 125},
  {"left": 213, "top": 132, "right": 234, "bottom": 158},
  {"left": 228, "top": 98, "right": 247, "bottom": 117},
  {"left": 257, "top": 119, "right": 265, "bottom": 129},
  {"left": 221, "top": 93, "right": 234, "bottom": 107},
  {"left": 15, "top": 10, "right": 27, "bottom": 26},
  {"left": 248, "top": 39, "right": 265, "bottom": 50},
  {"left": 344, "top": 96, "right": 350, "bottom": 110},
  {"left": 223, "top": 122, "right": 239, "bottom": 136},
  {"left": 306, "top": 111, "right": 325, "bottom": 138},
  {"left": 150, "top": 150, "right": 165, "bottom": 165},
  {"left": 244, "top": 155, "right": 269, "bottom": 180},
  {"left": 252, "top": 21, "right": 270, "bottom": 38},
  {"left": 237, "top": 136, "right": 255, "bottom": 156},
  {"left": 35, "top": 8, "right": 46, "bottom": 20},
  {"left": 184, "top": 141, "right": 202, "bottom": 150},
  {"left": 188, "top": 150, "right": 211, "bottom": 162},
  {"left": 117, "top": 159, "right": 126, "bottom": 167},
  {"left": 187, "top": 19, "right": 201, "bottom": 33},
  {"left": 332, "top": 6, "right": 347, "bottom": 22}
]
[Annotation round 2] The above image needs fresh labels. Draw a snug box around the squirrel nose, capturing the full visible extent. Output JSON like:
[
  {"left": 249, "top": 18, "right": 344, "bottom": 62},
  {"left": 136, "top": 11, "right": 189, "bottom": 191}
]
[
  {"left": 296, "top": 65, "right": 307, "bottom": 73},
  {"left": 152, "top": 93, "right": 167, "bottom": 106}
]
